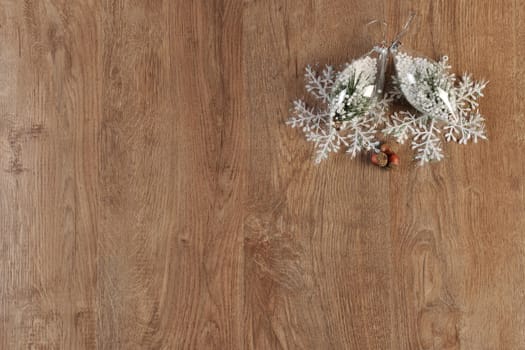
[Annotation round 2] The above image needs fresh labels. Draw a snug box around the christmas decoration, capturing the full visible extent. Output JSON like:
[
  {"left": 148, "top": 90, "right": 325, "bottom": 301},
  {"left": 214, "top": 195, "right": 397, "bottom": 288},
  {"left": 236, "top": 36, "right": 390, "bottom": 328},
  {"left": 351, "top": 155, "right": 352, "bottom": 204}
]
[
  {"left": 384, "top": 50, "right": 488, "bottom": 164},
  {"left": 287, "top": 13, "right": 488, "bottom": 166},
  {"left": 286, "top": 52, "right": 392, "bottom": 163}
]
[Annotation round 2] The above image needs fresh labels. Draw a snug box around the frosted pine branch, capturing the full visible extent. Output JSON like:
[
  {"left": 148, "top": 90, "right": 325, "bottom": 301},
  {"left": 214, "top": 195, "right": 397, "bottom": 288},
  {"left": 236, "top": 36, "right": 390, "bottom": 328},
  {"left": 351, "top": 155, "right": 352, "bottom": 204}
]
[
  {"left": 444, "top": 112, "right": 487, "bottom": 144},
  {"left": 306, "top": 127, "right": 345, "bottom": 163},
  {"left": 412, "top": 118, "right": 444, "bottom": 164},
  {"left": 344, "top": 117, "right": 380, "bottom": 158},
  {"left": 304, "top": 65, "right": 336, "bottom": 103},
  {"left": 383, "top": 111, "right": 424, "bottom": 144},
  {"left": 455, "top": 74, "right": 488, "bottom": 114},
  {"left": 287, "top": 100, "right": 329, "bottom": 133}
]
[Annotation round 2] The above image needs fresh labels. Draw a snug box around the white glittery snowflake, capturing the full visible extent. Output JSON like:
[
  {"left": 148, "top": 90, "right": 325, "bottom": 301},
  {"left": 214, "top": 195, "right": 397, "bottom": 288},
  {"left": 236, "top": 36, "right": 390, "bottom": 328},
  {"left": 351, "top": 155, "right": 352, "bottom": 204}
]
[
  {"left": 384, "top": 52, "right": 488, "bottom": 164},
  {"left": 287, "top": 56, "right": 391, "bottom": 163}
]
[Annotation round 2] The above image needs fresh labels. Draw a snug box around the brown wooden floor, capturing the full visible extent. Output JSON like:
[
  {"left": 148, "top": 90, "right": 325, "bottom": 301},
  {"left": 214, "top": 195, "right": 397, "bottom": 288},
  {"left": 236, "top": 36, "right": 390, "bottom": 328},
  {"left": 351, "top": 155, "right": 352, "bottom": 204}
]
[{"left": 1, "top": 0, "right": 524, "bottom": 349}]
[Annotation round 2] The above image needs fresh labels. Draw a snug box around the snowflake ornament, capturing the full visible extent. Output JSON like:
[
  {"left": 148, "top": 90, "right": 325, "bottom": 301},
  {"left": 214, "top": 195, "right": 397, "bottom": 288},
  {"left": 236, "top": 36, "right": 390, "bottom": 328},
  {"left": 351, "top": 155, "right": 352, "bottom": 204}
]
[
  {"left": 287, "top": 55, "right": 392, "bottom": 163},
  {"left": 384, "top": 51, "right": 488, "bottom": 164}
]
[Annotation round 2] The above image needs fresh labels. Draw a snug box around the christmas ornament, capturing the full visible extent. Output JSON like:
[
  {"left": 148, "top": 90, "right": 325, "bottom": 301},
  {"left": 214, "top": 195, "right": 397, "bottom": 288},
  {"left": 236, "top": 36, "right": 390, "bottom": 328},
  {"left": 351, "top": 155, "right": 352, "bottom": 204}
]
[
  {"left": 385, "top": 27, "right": 488, "bottom": 164},
  {"left": 286, "top": 31, "right": 392, "bottom": 163}
]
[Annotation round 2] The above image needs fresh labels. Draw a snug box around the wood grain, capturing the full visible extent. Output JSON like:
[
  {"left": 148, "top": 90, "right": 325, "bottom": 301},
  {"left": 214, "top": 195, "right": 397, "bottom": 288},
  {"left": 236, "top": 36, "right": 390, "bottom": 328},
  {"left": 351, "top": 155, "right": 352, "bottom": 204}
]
[{"left": 1, "top": 0, "right": 524, "bottom": 349}]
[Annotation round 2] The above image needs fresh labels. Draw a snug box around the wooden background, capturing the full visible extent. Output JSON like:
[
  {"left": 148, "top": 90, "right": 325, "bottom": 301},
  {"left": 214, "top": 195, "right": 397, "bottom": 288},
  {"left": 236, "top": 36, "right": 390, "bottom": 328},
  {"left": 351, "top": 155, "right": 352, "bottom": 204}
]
[{"left": 1, "top": 0, "right": 524, "bottom": 349}]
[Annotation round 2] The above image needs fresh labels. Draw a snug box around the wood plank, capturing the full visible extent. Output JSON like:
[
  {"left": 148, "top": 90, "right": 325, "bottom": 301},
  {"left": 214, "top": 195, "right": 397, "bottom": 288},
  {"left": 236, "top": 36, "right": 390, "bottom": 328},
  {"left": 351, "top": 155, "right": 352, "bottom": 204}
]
[
  {"left": 97, "top": 1, "right": 174, "bottom": 348},
  {"left": 0, "top": 0, "right": 100, "bottom": 348},
  {"left": 386, "top": 1, "right": 525, "bottom": 348},
  {"left": 242, "top": 1, "right": 393, "bottom": 348},
  {"left": 165, "top": 0, "right": 245, "bottom": 348}
]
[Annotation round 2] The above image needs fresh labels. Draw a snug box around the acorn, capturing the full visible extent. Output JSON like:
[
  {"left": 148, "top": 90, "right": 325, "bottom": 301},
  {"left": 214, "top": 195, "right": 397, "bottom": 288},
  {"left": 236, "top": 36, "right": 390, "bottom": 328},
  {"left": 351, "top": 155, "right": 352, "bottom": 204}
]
[
  {"left": 388, "top": 153, "right": 400, "bottom": 167},
  {"left": 380, "top": 143, "right": 396, "bottom": 155},
  {"left": 371, "top": 152, "right": 388, "bottom": 167}
]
